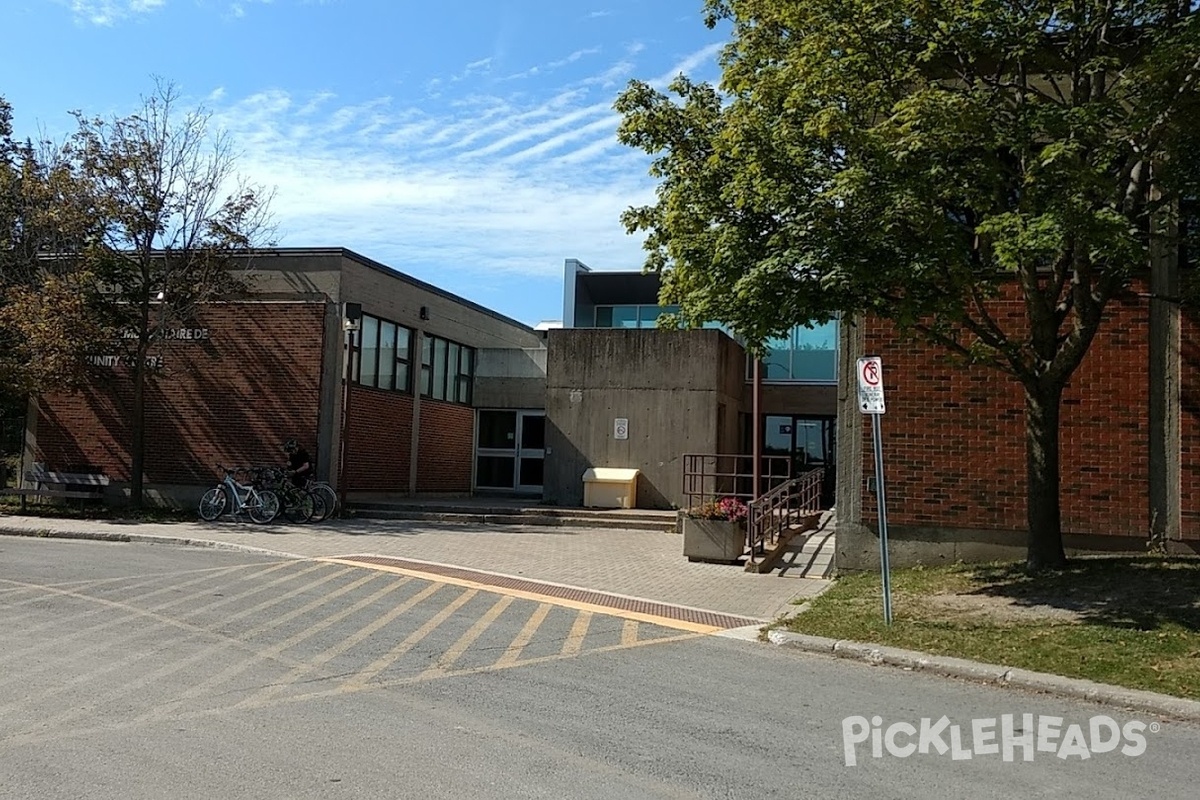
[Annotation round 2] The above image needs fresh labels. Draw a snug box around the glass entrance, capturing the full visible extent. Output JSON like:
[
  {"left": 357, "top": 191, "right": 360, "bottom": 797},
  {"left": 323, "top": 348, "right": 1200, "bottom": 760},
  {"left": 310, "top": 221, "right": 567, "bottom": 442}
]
[
  {"left": 475, "top": 410, "right": 545, "bottom": 494},
  {"left": 763, "top": 415, "right": 836, "bottom": 507}
]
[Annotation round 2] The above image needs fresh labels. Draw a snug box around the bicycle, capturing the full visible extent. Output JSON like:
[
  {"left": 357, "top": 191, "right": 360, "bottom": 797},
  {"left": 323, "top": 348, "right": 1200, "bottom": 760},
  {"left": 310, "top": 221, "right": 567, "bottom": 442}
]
[
  {"left": 259, "top": 466, "right": 317, "bottom": 523},
  {"left": 198, "top": 465, "right": 281, "bottom": 523},
  {"left": 304, "top": 478, "right": 338, "bottom": 521}
]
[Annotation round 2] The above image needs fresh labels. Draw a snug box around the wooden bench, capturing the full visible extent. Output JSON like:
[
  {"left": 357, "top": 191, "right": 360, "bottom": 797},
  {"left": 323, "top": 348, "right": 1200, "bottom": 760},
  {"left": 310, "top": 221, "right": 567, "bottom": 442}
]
[{"left": 0, "top": 470, "right": 111, "bottom": 513}]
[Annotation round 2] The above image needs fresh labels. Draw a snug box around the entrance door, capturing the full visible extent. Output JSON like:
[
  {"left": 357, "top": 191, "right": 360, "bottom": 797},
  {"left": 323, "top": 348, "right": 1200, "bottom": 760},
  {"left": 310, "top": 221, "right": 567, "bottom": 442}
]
[
  {"left": 763, "top": 415, "right": 836, "bottom": 507},
  {"left": 475, "top": 410, "right": 545, "bottom": 494},
  {"left": 516, "top": 412, "right": 545, "bottom": 492}
]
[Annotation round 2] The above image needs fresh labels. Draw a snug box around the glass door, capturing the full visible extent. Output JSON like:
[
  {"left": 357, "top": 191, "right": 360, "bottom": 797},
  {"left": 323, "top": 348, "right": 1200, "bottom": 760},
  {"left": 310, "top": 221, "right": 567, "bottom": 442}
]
[
  {"left": 516, "top": 412, "right": 545, "bottom": 492},
  {"left": 762, "top": 414, "right": 836, "bottom": 507},
  {"left": 475, "top": 410, "right": 545, "bottom": 494}
]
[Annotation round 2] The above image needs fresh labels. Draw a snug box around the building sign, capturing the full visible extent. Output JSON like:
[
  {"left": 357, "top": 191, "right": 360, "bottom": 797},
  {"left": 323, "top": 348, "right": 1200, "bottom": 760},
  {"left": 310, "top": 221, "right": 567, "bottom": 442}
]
[
  {"left": 87, "top": 354, "right": 164, "bottom": 369},
  {"left": 120, "top": 327, "right": 211, "bottom": 341},
  {"left": 614, "top": 418, "right": 629, "bottom": 440},
  {"left": 857, "top": 357, "right": 886, "bottom": 414}
]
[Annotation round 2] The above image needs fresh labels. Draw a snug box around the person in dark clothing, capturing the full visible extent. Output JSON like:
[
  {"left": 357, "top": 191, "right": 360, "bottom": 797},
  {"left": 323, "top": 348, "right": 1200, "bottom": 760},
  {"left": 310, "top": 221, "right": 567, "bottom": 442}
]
[{"left": 283, "top": 438, "right": 313, "bottom": 489}]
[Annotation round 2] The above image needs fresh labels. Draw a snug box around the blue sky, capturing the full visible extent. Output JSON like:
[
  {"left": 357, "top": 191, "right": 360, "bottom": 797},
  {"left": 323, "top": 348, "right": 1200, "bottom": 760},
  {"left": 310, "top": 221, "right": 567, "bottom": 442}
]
[{"left": 1, "top": 1, "right": 727, "bottom": 327}]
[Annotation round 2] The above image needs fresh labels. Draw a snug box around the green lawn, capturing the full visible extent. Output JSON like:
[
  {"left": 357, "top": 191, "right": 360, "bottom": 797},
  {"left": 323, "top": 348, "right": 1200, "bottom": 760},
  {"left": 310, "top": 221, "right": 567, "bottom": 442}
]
[{"left": 778, "top": 557, "right": 1200, "bottom": 700}]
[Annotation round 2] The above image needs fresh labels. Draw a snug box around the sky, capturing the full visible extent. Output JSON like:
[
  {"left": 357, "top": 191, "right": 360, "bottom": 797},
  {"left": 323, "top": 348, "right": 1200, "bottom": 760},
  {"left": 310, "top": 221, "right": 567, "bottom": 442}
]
[{"left": 1, "top": 1, "right": 728, "bottom": 327}]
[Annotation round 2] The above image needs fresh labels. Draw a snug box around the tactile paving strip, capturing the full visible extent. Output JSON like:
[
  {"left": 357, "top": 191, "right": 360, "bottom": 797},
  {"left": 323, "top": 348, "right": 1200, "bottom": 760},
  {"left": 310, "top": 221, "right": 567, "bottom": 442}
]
[{"left": 335, "top": 555, "right": 765, "bottom": 630}]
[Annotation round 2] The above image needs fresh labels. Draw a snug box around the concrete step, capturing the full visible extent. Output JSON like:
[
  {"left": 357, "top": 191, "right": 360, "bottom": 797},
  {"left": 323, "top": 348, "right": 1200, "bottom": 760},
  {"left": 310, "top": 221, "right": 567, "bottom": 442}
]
[{"left": 350, "top": 508, "right": 677, "bottom": 533}]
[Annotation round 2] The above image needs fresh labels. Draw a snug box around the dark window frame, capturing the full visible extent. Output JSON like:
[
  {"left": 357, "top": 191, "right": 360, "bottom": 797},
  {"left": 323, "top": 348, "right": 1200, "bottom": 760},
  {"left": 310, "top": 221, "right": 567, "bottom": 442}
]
[
  {"left": 419, "top": 332, "right": 475, "bottom": 406},
  {"left": 351, "top": 312, "right": 414, "bottom": 394}
]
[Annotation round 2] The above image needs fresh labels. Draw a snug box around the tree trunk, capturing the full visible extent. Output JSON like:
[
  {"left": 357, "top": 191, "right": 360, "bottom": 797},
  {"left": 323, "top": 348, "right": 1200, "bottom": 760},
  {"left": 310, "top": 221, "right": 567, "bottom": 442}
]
[
  {"left": 129, "top": 345, "right": 147, "bottom": 508},
  {"left": 1024, "top": 382, "right": 1068, "bottom": 571}
]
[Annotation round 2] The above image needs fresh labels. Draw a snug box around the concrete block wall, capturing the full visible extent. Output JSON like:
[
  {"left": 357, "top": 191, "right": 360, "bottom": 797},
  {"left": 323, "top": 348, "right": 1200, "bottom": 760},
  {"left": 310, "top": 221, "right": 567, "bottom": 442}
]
[{"left": 543, "top": 328, "right": 746, "bottom": 509}]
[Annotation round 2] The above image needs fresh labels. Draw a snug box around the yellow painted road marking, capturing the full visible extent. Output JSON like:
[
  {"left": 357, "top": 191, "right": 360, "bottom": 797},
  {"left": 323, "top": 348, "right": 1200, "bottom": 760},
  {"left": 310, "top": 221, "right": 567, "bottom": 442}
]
[
  {"left": 0, "top": 564, "right": 319, "bottom": 715},
  {"left": 622, "top": 619, "right": 639, "bottom": 647},
  {"left": 237, "top": 580, "right": 440, "bottom": 707},
  {"left": 560, "top": 611, "right": 592, "bottom": 657},
  {"left": 319, "top": 557, "right": 724, "bottom": 635},
  {"left": 0, "top": 561, "right": 319, "bottom": 695},
  {"left": 420, "top": 595, "right": 514, "bottom": 678},
  {"left": 341, "top": 588, "right": 478, "bottom": 690},
  {"left": 233, "top": 577, "right": 415, "bottom": 708},
  {"left": 252, "top": 631, "right": 705, "bottom": 710},
  {"left": 0, "top": 561, "right": 293, "bottom": 671},
  {"left": 17, "top": 568, "right": 376, "bottom": 736},
  {"left": 145, "top": 570, "right": 379, "bottom": 712},
  {"left": 494, "top": 603, "right": 552, "bottom": 668}
]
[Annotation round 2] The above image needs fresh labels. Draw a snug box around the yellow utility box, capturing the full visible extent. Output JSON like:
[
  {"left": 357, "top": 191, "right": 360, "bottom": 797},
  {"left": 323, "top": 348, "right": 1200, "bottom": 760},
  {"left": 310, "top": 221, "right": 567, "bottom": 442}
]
[{"left": 582, "top": 467, "right": 640, "bottom": 509}]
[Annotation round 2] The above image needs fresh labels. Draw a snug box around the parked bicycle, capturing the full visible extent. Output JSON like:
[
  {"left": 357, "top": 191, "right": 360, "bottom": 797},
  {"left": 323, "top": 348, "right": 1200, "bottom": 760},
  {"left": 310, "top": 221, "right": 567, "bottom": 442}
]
[
  {"left": 259, "top": 466, "right": 320, "bottom": 523},
  {"left": 305, "top": 478, "right": 338, "bottom": 521},
  {"left": 198, "top": 465, "right": 281, "bottom": 523}
]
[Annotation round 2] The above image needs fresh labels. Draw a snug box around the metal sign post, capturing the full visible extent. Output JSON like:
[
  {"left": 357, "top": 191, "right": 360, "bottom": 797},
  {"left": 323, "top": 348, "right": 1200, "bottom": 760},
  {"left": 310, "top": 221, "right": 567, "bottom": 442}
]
[{"left": 857, "top": 357, "right": 893, "bottom": 625}]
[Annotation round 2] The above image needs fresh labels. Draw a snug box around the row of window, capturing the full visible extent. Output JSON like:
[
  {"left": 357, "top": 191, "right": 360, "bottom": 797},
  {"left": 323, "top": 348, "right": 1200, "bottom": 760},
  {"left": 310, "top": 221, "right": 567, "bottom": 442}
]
[
  {"left": 352, "top": 313, "right": 475, "bottom": 405},
  {"left": 590, "top": 304, "right": 839, "bottom": 384}
]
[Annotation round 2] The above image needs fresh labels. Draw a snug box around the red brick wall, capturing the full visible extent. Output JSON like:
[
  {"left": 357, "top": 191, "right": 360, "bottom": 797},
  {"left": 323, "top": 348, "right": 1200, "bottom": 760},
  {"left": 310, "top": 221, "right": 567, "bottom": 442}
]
[
  {"left": 1181, "top": 309, "right": 1200, "bottom": 539},
  {"left": 345, "top": 386, "right": 413, "bottom": 491},
  {"left": 34, "top": 302, "right": 325, "bottom": 485},
  {"left": 862, "top": 287, "right": 1151, "bottom": 538},
  {"left": 416, "top": 399, "right": 473, "bottom": 492}
]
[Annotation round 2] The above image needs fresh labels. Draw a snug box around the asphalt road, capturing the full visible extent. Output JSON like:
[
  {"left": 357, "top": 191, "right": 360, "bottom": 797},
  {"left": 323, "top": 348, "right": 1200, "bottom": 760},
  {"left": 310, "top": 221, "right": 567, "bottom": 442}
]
[{"left": 1, "top": 537, "right": 1198, "bottom": 799}]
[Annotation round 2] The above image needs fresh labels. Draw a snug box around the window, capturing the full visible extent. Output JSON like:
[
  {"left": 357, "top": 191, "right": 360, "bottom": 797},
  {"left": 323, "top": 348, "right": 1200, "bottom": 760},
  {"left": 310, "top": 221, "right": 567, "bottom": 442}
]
[
  {"left": 420, "top": 333, "right": 475, "bottom": 404},
  {"left": 360, "top": 316, "right": 378, "bottom": 387},
  {"left": 352, "top": 313, "right": 414, "bottom": 393},
  {"left": 593, "top": 304, "right": 681, "bottom": 329},
  {"left": 749, "top": 319, "right": 839, "bottom": 383}
]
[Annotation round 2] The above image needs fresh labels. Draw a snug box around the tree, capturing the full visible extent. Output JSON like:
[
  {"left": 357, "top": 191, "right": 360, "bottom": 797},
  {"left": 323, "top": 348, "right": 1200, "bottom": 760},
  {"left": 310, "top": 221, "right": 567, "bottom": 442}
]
[
  {"left": 63, "top": 80, "right": 274, "bottom": 507},
  {"left": 616, "top": 1, "right": 1200, "bottom": 569},
  {"left": 1, "top": 97, "right": 106, "bottom": 394}
]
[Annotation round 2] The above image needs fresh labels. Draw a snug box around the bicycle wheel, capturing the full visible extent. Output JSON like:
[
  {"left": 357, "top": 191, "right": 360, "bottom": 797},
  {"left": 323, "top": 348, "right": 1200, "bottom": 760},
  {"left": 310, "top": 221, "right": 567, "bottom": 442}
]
[
  {"left": 283, "top": 490, "right": 315, "bottom": 523},
  {"left": 248, "top": 489, "right": 280, "bottom": 524},
  {"left": 198, "top": 487, "right": 227, "bottom": 521},
  {"left": 308, "top": 491, "right": 328, "bottom": 523},
  {"left": 311, "top": 483, "right": 338, "bottom": 519}
]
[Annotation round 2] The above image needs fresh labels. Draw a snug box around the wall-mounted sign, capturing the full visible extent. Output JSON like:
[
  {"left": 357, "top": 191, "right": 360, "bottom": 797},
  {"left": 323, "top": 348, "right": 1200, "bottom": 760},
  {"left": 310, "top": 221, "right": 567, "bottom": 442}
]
[
  {"left": 614, "top": 418, "right": 629, "bottom": 440},
  {"left": 87, "top": 354, "right": 163, "bottom": 369},
  {"left": 121, "top": 327, "right": 211, "bottom": 341}
]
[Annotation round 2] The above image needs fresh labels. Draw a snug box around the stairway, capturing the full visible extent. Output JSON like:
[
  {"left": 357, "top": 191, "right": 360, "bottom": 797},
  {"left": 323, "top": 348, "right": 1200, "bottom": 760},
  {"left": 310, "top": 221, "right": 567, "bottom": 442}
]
[
  {"left": 772, "top": 523, "right": 836, "bottom": 579},
  {"left": 348, "top": 499, "right": 679, "bottom": 533}
]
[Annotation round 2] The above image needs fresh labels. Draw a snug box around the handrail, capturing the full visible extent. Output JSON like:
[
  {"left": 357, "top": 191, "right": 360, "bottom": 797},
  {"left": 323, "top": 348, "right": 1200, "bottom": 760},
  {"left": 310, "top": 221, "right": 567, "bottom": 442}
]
[
  {"left": 746, "top": 468, "right": 825, "bottom": 565},
  {"left": 681, "top": 453, "right": 792, "bottom": 511}
]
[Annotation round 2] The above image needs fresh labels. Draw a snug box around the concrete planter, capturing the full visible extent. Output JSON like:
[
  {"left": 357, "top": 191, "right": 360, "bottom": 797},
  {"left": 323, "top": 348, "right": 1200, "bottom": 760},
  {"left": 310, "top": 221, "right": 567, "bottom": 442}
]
[{"left": 682, "top": 517, "right": 745, "bottom": 564}]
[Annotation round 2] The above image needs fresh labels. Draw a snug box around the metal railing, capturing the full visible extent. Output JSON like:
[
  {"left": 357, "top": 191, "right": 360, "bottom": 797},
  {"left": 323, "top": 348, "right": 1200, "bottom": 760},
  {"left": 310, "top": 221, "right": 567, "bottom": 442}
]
[
  {"left": 681, "top": 453, "right": 792, "bottom": 511},
  {"left": 746, "top": 468, "right": 826, "bottom": 566}
]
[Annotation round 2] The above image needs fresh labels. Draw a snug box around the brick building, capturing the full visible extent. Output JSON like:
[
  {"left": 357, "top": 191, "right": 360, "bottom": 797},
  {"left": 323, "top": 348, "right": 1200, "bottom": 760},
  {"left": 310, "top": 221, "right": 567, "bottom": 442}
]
[
  {"left": 835, "top": 279, "right": 1200, "bottom": 568},
  {"left": 24, "top": 249, "right": 544, "bottom": 504}
]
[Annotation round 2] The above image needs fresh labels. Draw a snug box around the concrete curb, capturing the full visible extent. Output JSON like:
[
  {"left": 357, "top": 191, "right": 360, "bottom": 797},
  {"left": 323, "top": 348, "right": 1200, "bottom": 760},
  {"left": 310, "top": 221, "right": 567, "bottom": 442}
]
[
  {"left": 0, "top": 525, "right": 306, "bottom": 560},
  {"left": 766, "top": 629, "right": 1200, "bottom": 722}
]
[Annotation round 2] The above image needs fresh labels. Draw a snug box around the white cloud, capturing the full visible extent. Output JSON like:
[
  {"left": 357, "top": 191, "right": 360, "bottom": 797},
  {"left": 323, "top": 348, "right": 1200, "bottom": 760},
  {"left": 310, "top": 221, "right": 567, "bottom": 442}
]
[
  {"left": 64, "top": 0, "right": 162, "bottom": 25},
  {"left": 201, "top": 43, "right": 722, "bottom": 292}
]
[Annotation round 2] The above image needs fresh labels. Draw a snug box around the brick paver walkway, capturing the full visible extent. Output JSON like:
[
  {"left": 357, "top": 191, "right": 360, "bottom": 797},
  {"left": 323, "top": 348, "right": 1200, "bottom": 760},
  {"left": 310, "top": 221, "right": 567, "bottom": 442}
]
[{"left": 0, "top": 515, "right": 831, "bottom": 621}]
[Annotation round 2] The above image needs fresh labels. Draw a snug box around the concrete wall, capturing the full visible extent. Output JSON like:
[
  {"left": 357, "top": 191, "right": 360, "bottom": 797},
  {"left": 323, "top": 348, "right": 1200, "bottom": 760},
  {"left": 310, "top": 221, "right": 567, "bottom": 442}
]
[
  {"left": 474, "top": 347, "right": 547, "bottom": 409},
  {"left": 544, "top": 329, "right": 745, "bottom": 509}
]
